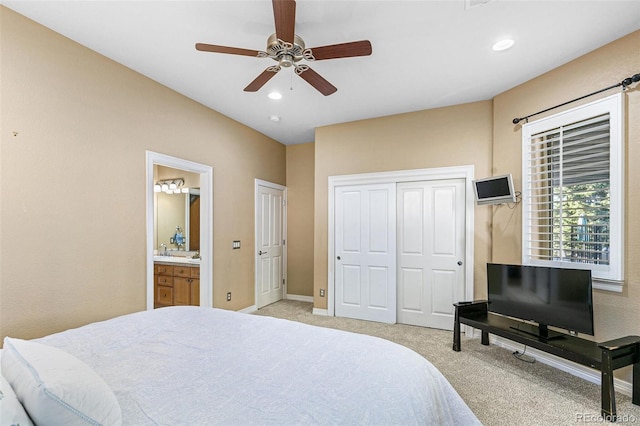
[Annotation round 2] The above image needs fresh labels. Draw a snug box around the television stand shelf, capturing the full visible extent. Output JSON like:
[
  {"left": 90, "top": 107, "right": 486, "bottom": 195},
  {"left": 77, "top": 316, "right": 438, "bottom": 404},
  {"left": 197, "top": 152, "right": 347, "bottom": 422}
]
[{"left": 453, "top": 301, "right": 640, "bottom": 421}]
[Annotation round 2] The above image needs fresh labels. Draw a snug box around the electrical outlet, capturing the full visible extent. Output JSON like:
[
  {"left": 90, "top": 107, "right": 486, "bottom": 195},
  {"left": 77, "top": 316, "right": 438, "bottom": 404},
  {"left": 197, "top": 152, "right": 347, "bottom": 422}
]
[
  {"left": 227, "top": 292, "right": 231, "bottom": 301},
  {"left": 320, "top": 289, "right": 325, "bottom": 297}
]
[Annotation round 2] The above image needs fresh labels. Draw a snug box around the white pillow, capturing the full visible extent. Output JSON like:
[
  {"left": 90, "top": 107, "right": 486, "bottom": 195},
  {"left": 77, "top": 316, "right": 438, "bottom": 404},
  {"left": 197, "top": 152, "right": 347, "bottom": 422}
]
[
  {"left": 1, "top": 337, "right": 122, "bottom": 426},
  {"left": 1, "top": 370, "right": 34, "bottom": 426}
]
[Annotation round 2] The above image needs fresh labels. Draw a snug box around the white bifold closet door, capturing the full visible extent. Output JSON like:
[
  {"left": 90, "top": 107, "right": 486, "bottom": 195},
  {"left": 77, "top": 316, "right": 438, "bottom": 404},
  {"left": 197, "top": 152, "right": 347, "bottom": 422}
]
[
  {"left": 397, "top": 179, "right": 466, "bottom": 330},
  {"left": 334, "top": 179, "right": 466, "bottom": 329},
  {"left": 334, "top": 183, "right": 397, "bottom": 324}
]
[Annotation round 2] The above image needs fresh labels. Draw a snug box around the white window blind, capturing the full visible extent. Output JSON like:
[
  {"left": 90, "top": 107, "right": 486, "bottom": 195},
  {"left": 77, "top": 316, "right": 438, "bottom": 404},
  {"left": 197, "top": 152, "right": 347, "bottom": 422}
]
[
  {"left": 522, "top": 94, "right": 624, "bottom": 290},
  {"left": 526, "top": 114, "right": 610, "bottom": 264}
]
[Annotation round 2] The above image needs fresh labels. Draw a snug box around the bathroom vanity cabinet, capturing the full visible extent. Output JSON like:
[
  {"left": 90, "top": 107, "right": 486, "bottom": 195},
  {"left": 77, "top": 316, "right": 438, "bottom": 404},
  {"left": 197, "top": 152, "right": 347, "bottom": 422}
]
[{"left": 154, "top": 262, "right": 200, "bottom": 308}]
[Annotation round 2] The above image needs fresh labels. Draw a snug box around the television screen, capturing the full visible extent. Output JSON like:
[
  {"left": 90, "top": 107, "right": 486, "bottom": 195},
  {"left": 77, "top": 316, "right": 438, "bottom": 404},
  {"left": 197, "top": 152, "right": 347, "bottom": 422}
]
[
  {"left": 473, "top": 174, "right": 516, "bottom": 205},
  {"left": 487, "top": 263, "right": 594, "bottom": 335}
]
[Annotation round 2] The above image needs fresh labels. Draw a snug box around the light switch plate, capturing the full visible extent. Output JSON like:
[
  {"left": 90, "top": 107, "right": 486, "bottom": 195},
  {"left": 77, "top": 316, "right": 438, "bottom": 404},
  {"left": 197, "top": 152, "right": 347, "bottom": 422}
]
[{"left": 232, "top": 240, "right": 241, "bottom": 249}]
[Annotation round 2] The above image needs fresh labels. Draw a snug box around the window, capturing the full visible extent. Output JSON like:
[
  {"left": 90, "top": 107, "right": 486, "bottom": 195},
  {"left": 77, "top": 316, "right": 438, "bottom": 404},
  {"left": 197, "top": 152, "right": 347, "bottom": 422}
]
[{"left": 522, "top": 94, "right": 624, "bottom": 291}]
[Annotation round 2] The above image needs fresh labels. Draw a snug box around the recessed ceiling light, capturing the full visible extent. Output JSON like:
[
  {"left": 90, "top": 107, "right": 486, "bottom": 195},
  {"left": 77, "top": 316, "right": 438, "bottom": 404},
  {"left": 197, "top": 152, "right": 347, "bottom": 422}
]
[
  {"left": 492, "top": 39, "right": 515, "bottom": 52},
  {"left": 268, "top": 92, "right": 282, "bottom": 100},
  {"left": 269, "top": 114, "right": 281, "bottom": 122}
]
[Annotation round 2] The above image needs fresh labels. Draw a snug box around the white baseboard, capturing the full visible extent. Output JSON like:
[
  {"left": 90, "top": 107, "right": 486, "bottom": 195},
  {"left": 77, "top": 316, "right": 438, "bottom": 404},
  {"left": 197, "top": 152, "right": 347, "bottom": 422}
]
[
  {"left": 286, "top": 294, "right": 314, "bottom": 303},
  {"left": 238, "top": 305, "right": 257, "bottom": 314},
  {"left": 474, "top": 331, "right": 633, "bottom": 397},
  {"left": 312, "top": 308, "right": 328, "bottom": 316}
]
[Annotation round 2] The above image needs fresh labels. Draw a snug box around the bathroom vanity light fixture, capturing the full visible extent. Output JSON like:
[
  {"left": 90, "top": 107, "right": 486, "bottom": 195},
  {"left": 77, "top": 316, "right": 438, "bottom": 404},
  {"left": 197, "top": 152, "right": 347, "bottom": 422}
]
[{"left": 154, "top": 178, "right": 186, "bottom": 194}]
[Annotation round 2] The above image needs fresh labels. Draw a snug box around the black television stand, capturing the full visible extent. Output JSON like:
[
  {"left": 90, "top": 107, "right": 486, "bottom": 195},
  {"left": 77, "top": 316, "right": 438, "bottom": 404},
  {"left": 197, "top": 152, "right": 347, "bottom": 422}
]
[{"left": 453, "top": 301, "right": 640, "bottom": 422}]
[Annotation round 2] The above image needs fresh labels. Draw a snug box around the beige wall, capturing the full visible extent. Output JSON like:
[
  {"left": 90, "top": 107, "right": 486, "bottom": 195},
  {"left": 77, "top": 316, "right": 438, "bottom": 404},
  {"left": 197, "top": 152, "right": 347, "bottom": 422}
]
[
  {"left": 0, "top": 7, "right": 285, "bottom": 341},
  {"left": 285, "top": 142, "right": 315, "bottom": 297},
  {"left": 313, "top": 101, "right": 494, "bottom": 309},
  {"left": 492, "top": 30, "right": 640, "bottom": 343}
]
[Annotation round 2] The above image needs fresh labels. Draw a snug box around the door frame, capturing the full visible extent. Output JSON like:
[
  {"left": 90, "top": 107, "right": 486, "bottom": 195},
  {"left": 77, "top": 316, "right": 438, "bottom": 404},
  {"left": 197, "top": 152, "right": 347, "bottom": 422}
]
[
  {"left": 328, "top": 165, "right": 475, "bottom": 318},
  {"left": 146, "top": 151, "right": 213, "bottom": 309},
  {"left": 254, "top": 179, "right": 288, "bottom": 308}
]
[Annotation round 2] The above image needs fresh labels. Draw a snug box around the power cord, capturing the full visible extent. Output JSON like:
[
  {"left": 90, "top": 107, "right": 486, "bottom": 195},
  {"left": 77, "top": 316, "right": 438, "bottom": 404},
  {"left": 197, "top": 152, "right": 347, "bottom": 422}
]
[
  {"left": 513, "top": 345, "right": 536, "bottom": 363},
  {"left": 506, "top": 191, "right": 522, "bottom": 209}
]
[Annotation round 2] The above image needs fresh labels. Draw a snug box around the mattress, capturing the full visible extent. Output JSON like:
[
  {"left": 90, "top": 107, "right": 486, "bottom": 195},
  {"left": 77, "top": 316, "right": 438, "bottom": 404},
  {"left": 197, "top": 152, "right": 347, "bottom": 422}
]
[{"left": 6, "top": 306, "right": 479, "bottom": 425}]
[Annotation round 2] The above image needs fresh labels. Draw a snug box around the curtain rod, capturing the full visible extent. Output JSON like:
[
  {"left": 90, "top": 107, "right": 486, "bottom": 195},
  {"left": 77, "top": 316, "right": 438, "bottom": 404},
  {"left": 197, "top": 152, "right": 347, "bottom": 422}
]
[{"left": 512, "top": 72, "right": 640, "bottom": 125}]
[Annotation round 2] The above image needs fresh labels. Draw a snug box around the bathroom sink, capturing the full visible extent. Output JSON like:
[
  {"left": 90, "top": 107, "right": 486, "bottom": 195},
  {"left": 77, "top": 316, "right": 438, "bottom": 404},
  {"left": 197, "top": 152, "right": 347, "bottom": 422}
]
[{"left": 153, "top": 255, "right": 194, "bottom": 264}]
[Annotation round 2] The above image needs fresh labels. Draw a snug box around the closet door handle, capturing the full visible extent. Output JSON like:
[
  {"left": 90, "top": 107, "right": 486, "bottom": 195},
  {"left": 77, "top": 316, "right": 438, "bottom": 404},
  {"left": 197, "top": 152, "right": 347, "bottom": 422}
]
[
  {"left": 337, "top": 256, "right": 341, "bottom": 260},
  {"left": 258, "top": 250, "right": 266, "bottom": 255}
]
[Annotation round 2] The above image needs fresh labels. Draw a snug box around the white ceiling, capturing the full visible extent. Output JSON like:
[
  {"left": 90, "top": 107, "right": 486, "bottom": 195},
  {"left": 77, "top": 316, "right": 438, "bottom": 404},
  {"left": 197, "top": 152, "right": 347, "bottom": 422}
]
[{"left": 3, "top": 1, "right": 640, "bottom": 145}]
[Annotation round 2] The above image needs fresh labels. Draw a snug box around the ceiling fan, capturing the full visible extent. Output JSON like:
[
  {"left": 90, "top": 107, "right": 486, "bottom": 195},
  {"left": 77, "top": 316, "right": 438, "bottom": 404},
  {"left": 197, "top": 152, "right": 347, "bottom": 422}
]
[{"left": 195, "top": 0, "right": 372, "bottom": 96}]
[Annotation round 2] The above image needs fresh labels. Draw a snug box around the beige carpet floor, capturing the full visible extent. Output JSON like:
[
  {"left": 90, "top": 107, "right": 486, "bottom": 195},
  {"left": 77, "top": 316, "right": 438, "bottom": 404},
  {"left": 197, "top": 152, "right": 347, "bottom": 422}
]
[{"left": 253, "top": 300, "right": 640, "bottom": 425}]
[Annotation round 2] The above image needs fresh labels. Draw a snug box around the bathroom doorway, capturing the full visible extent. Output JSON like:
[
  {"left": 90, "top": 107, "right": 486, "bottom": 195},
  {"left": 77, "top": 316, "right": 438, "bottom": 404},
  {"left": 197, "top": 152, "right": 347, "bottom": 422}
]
[{"left": 146, "top": 151, "right": 213, "bottom": 309}]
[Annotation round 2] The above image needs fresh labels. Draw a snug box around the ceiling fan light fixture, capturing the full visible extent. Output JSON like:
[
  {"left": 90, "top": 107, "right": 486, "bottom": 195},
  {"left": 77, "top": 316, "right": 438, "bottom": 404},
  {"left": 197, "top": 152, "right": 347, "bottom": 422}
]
[
  {"left": 279, "top": 54, "right": 294, "bottom": 68},
  {"left": 268, "top": 91, "right": 283, "bottom": 100},
  {"left": 492, "top": 39, "right": 515, "bottom": 51}
]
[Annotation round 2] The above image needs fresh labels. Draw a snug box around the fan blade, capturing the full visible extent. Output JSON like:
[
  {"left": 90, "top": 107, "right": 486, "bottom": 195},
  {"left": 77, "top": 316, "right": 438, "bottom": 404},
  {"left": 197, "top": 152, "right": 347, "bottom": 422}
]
[
  {"left": 295, "top": 65, "right": 337, "bottom": 96},
  {"left": 244, "top": 66, "right": 281, "bottom": 92},
  {"left": 196, "top": 43, "right": 265, "bottom": 58},
  {"left": 305, "top": 40, "right": 372, "bottom": 61},
  {"left": 272, "top": 0, "right": 296, "bottom": 44}
]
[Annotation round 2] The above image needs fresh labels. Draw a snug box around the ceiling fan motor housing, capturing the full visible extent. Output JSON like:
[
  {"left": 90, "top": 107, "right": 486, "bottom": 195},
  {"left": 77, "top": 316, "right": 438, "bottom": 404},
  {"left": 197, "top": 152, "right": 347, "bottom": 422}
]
[{"left": 267, "top": 33, "right": 305, "bottom": 67}]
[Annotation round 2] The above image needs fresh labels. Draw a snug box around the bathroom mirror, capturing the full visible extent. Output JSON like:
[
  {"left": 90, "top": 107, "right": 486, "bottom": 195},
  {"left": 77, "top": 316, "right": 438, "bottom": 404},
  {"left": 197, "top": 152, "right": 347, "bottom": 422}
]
[
  {"left": 156, "top": 189, "right": 200, "bottom": 252},
  {"left": 154, "top": 165, "right": 200, "bottom": 253}
]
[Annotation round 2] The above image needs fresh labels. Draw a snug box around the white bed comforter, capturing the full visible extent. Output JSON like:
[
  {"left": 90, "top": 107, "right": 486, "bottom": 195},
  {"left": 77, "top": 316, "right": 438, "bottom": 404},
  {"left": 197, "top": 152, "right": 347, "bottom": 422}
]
[{"left": 35, "top": 306, "right": 479, "bottom": 425}]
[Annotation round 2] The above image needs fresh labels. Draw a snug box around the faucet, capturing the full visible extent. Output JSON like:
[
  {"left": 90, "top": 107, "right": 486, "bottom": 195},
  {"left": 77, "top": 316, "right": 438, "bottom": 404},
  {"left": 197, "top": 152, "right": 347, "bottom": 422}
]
[{"left": 160, "top": 243, "right": 167, "bottom": 256}]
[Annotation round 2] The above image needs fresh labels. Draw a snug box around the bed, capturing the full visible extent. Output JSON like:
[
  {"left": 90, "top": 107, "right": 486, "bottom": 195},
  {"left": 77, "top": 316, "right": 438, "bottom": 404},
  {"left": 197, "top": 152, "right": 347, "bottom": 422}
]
[{"left": 1, "top": 306, "right": 479, "bottom": 425}]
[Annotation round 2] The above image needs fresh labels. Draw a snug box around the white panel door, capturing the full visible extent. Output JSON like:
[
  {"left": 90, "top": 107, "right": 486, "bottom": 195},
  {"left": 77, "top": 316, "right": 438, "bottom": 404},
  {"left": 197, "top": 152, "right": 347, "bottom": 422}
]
[
  {"left": 397, "top": 179, "right": 465, "bottom": 330},
  {"left": 256, "top": 185, "right": 284, "bottom": 308},
  {"left": 335, "top": 184, "right": 396, "bottom": 323}
]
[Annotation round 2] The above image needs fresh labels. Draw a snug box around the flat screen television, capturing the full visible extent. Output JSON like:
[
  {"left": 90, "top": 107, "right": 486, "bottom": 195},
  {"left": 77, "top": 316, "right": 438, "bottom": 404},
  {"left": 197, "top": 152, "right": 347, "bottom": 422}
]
[
  {"left": 487, "top": 263, "right": 594, "bottom": 339},
  {"left": 473, "top": 174, "right": 516, "bottom": 205}
]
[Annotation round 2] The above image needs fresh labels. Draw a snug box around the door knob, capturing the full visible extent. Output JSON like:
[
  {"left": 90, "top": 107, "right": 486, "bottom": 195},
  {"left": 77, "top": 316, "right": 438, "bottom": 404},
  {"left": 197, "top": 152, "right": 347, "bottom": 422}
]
[
  {"left": 457, "top": 261, "right": 463, "bottom": 266},
  {"left": 258, "top": 250, "right": 266, "bottom": 255},
  {"left": 337, "top": 256, "right": 341, "bottom": 260}
]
